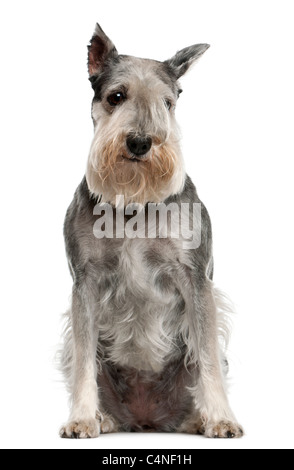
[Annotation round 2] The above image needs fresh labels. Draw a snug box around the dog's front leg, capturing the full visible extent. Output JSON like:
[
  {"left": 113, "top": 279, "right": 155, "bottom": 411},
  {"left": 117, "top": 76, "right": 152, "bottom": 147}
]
[
  {"left": 186, "top": 282, "right": 243, "bottom": 438},
  {"left": 60, "top": 287, "right": 100, "bottom": 439}
]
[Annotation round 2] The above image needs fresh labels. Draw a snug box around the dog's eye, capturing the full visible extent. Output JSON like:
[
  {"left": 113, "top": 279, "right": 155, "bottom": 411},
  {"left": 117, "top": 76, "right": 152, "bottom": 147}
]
[
  {"left": 107, "top": 92, "right": 125, "bottom": 107},
  {"left": 165, "top": 100, "right": 172, "bottom": 111}
]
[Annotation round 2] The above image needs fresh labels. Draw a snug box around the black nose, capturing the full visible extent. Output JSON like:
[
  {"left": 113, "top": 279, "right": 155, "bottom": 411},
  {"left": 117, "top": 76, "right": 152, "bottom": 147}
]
[{"left": 126, "top": 135, "right": 152, "bottom": 157}]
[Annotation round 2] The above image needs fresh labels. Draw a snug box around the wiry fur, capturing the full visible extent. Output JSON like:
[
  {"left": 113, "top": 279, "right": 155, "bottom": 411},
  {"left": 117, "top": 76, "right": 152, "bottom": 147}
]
[
  {"left": 59, "top": 24, "right": 243, "bottom": 439},
  {"left": 61, "top": 283, "right": 231, "bottom": 393},
  {"left": 86, "top": 58, "right": 185, "bottom": 206}
]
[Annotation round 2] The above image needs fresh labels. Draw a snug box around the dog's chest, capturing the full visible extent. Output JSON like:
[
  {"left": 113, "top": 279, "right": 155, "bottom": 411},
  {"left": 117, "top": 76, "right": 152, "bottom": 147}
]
[{"left": 94, "top": 238, "right": 186, "bottom": 372}]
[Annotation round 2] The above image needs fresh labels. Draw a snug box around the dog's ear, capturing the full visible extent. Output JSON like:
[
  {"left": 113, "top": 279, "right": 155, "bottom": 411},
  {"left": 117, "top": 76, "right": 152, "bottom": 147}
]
[
  {"left": 88, "top": 24, "right": 118, "bottom": 77},
  {"left": 165, "top": 44, "right": 210, "bottom": 79}
]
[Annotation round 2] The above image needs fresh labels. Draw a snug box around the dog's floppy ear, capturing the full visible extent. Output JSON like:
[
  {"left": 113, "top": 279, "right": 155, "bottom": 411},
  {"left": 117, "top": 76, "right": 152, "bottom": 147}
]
[
  {"left": 165, "top": 44, "right": 210, "bottom": 79},
  {"left": 88, "top": 23, "right": 118, "bottom": 77}
]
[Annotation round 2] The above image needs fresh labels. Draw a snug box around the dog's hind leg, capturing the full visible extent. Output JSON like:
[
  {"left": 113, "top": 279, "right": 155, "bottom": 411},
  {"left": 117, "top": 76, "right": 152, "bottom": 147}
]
[
  {"left": 60, "top": 287, "right": 101, "bottom": 439},
  {"left": 184, "top": 280, "right": 243, "bottom": 439},
  {"left": 177, "top": 410, "right": 204, "bottom": 435},
  {"left": 99, "top": 411, "right": 120, "bottom": 434}
]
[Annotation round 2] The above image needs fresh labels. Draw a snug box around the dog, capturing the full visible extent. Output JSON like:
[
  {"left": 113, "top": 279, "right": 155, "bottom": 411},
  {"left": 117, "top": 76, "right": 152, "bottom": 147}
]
[{"left": 59, "top": 24, "right": 243, "bottom": 439}]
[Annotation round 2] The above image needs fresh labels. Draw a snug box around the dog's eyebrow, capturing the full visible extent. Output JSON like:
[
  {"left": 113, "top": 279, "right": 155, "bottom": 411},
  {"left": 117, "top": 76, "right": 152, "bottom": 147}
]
[
  {"left": 178, "top": 89, "right": 183, "bottom": 97},
  {"left": 107, "top": 84, "right": 129, "bottom": 96}
]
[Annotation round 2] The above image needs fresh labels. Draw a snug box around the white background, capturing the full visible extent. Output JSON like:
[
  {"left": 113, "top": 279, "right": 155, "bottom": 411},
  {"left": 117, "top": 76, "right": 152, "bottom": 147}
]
[{"left": 0, "top": 0, "right": 293, "bottom": 450}]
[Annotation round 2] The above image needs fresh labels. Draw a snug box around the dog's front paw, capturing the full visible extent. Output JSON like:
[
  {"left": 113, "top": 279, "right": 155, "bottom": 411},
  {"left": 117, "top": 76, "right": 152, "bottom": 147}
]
[
  {"left": 204, "top": 420, "right": 244, "bottom": 439},
  {"left": 60, "top": 418, "right": 100, "bottom": 439}
]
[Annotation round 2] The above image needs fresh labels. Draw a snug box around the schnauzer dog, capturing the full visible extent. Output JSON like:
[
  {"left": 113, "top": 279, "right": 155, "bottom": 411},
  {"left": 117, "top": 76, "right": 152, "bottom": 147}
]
[{"left": 59, "top": 24, "right": 243, "bottom": 439}]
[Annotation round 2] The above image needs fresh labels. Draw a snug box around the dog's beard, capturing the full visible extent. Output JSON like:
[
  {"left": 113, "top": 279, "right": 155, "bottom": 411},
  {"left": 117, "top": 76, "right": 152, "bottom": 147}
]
[{"left": 86, "top": 133, "right": 185, "bottom": 206}]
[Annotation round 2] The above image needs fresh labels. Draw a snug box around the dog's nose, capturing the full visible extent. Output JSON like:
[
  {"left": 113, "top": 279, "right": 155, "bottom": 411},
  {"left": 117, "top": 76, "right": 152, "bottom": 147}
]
[{"left": 126, "top": 135, "right": 152, "bottom": 157}]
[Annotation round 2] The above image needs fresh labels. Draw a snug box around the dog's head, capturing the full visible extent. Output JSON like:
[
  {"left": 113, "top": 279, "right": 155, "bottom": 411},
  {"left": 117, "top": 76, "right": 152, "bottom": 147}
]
[{"left": 86, "top": 24, "right": 209, "bottom": 206}]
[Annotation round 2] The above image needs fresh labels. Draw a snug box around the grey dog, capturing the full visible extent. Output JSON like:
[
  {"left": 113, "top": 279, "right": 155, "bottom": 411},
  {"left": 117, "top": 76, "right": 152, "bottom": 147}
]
[{"left": 59, "top": 24, "right": 243, "bottom": 439}]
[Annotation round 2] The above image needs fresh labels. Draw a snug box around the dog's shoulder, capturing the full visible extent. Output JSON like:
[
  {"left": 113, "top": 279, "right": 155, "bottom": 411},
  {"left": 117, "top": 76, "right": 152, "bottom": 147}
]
[
  {"left": 64, "top": 177, "right": 96, "bottom": 228},
  {"left": 173, "top": 173, "right": 213, "bottom": 274},
  {"left": 63, "top": 177, "right": 99, "bottom": 272}
]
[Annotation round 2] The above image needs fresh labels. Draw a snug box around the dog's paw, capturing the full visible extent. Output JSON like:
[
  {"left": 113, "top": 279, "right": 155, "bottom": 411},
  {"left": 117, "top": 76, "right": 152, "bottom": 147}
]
[
  {"left": 177, "top": 413, "right": 203, "bottom": 434},
  {"left": 100, "top": 413, "right": 119, "bottom": 434},
  {"left": 204, "top": 420, "right": 244, "bottom": 439},
  {"left": 60, "top": 418, "right": 100, "bottom": 439}
]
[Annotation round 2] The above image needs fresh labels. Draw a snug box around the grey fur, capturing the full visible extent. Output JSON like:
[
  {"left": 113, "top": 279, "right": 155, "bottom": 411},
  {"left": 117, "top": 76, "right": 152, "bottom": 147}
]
[
  {"left": 59, "top": 25, "right": 243, "bottom": 439},
  {"left": 165, "top": 44, "right": 211, "bottom": 78}
]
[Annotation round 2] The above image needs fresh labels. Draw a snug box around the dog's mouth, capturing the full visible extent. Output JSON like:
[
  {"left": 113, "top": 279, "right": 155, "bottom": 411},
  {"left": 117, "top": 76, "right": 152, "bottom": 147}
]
[{"left": 121, "top": 154, "right": 150, "bottom": 163}]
